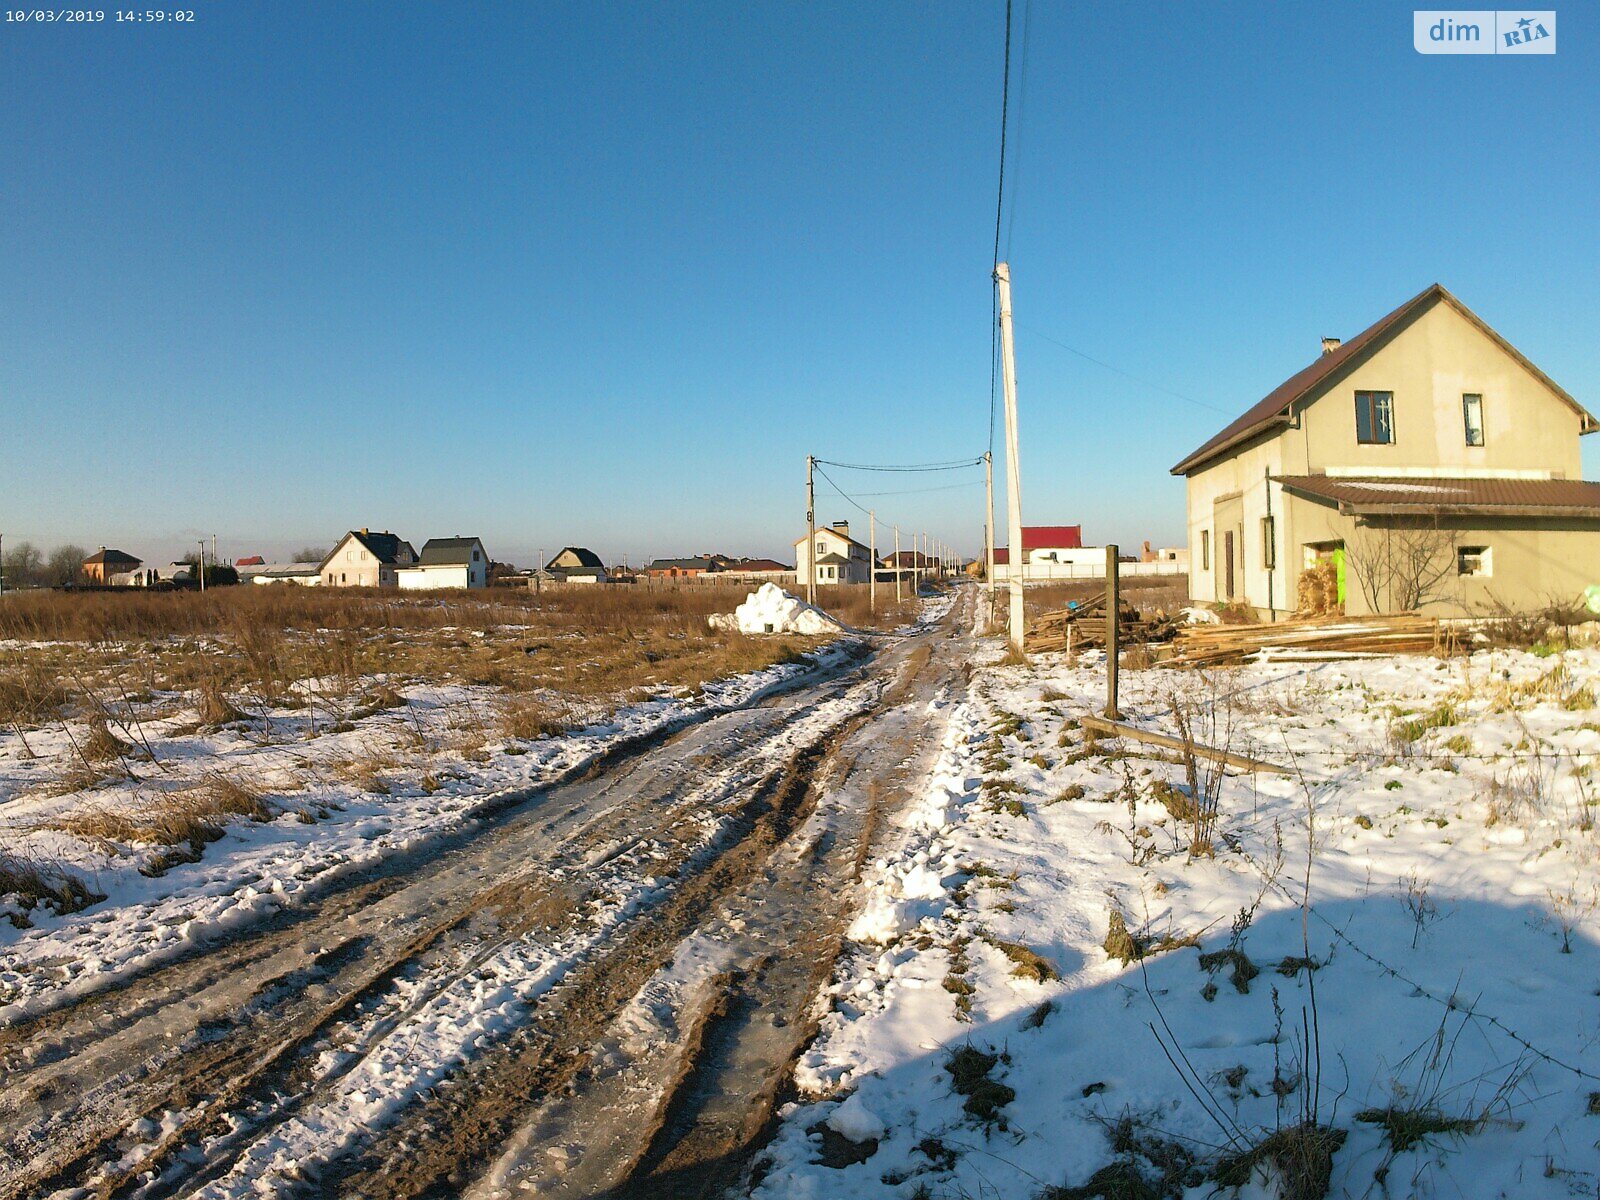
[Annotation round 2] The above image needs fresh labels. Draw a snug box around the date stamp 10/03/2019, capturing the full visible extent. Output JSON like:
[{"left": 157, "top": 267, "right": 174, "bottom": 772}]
[{"left": 6, "top": 9, "right": 197, "bottom": 22}]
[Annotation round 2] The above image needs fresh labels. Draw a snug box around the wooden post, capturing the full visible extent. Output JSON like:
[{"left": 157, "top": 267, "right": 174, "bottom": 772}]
[
  {"left": 894, "top": 526, "right": 902, "bottom": 603},
  {"left": 994, "top": 263, "right": 1026, "bottom": 655},
  {"left": 1105, "top": 543, "right": 1120, "bottom": 719}
]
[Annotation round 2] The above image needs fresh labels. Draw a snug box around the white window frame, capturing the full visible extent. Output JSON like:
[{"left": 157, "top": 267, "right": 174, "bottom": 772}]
[
  {"left": 1456, "top": 545, "right": 1492, "bottom": 577},
  {"left": 1463, "top": 393, "right": 1485, "bottom": 447}
]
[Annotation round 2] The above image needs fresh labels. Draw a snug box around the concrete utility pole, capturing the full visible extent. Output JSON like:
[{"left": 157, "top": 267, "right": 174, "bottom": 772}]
[
  {"left": 984, "top": 450, "right": 995, "bottom": 611},
  {"left": 212, "top": 534, "right": 218, "bottom": 573},
  {"left": 198, "top": 540, "right": 206, "bottom": 593},
  {"left": 869, "top": 509, "right": 877, "bottom": 614},
  {"left": 0, "top": 532, "right": 5, "bottom": 595},
  {"left": 805, "top": 455, "right": 817, "bottom": 607},
  {"left": 894, "top": 525, "right": 902, "bottom": 604},
  {"left": 994, "top": 262, "right": 1026, "bottom": 655}
]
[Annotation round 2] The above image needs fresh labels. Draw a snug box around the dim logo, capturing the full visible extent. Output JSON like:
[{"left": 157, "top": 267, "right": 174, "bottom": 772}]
[{"left": 1414, "top": 10, "right": 1556, "bottom": 53}]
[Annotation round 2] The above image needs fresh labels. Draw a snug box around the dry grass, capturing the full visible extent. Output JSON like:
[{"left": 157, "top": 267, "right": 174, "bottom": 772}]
[
  {"left": 43, "top": 777, "right": 275, "bottom": 849},
  {"left": 0, "top": 660, "right": 71, "bottom": 726},
  {"left": 0, "top": 853, "right": 102, "bottom": 925},
  {"left": 1023, "top": 576, "right": 1190, "bottom": 621},
  {"left": 499, "top": 696, "right": 573, "bottom": 742}
]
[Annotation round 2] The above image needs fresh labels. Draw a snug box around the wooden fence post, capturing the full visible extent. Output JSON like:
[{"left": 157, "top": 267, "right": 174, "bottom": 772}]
[{"left": 1105, "top": 543, "right": 1120, "bottom": 719}]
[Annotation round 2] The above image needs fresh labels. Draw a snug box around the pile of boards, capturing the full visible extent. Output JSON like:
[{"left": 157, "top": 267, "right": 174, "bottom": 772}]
[
  {"left": 1025, "top": 592, "right": 1180, "bottom": 653},
  {"left": 1165, "top": 613, "right": 1462, "bottom": 666}
]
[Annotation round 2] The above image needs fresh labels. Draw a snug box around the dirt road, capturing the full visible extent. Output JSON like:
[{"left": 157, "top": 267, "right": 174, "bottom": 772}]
[{"left": 0, "top": 590, "right": 974, "bottom": 1200}]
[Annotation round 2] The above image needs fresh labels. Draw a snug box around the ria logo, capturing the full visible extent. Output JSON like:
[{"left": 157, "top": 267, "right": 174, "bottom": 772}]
[{"left": 1414, "top": 10, "right": 1556, "bottom": 53}]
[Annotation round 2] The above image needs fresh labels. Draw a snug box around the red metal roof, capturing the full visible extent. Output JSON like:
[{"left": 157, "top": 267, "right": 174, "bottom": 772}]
[
  {"left": 1277, "top": 474, "right": 1600, "bottom": 516},
  {"left": 235, "top": 555, "right": 265, "bottom": 566},
  {"left": 1021, "top": 525, "right": 1082, "bottom": 550}
]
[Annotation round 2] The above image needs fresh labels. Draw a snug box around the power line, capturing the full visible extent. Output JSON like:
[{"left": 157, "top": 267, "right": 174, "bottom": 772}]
[
  {"left": 1004, "top": 0, "right": 1033, "bottom": 261},
  {"left": 1017, "top": 321, "right": 1234, "bottom": 416},
  {"left": 813, "top": 457, "right": 984, "bottom": 473},
  {"left": 845, "top": 479, "right": 984, "bottom": 499},
  {"left": 992, "top": 0, "right": 1013, "bottom": 270}
]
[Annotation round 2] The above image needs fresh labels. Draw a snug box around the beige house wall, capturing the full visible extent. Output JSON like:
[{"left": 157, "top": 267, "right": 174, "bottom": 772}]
[
  {"left": 1185, "top": 299, "right": 1593, "bottom": 615},
  {"left": 1284, "top": 495, "right": 1600, "bottom": 616},
  {"left": 1296, "top": 302, "right": 1584, "bottom": 479}
]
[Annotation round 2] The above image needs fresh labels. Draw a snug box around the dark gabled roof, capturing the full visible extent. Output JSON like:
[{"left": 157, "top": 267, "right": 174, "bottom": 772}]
[
  {"left": 323, "top": 530, "right": 414, "bottom": 568},
  {"left": 647, "top": 557, "right": 719, "bottom": 571},
  {"left": 730, "top": 558, "right": 790, "bottom": 572},
  {"left": 84, "top": 548, "right": 141, "bottom": 566},
  {"left": 815, "top": 552, "right": 851, "bottom": 565},
  {"left": 547, "top": 546, "right": 605, "bottom": 572},
  {"left": 1276, "top": 474, "right": 1600, "bottom": 518},
  {"left": 1171, "top": 284, "right": 1597, "bottom": 477},
  {"left": 417, "top": 536, "right": 484, "bottom": 566}
]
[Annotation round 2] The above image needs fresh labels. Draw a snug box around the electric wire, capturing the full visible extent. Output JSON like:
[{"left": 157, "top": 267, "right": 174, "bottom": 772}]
[{"left": 813, "top": 456, "right": 983, "bottom": 473}]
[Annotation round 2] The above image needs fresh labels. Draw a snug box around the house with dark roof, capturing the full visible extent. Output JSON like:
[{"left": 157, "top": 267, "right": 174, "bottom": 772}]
[
  {"left": 645, "top": 556, "right": 723, "bottom": 579},
  {"left": 319, "top": 529, "right": 419, "bottom": 588},
  {"left": 1171, "top": 284, "right": 1600, "bottom": 617},
  {"left": 82, "top": 547, "right": 141, "bottom": 585},
  {"left": 396, "top": 537, "right": 489, "bottom": 590},
  {"left": 545, "top": 547, "right": 607, "bottom": 583}
]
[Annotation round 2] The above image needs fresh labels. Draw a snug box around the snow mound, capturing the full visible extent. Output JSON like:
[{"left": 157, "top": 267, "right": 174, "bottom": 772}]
[
  {"left": 826, "top": 1092, "right": 887, "bottom": 1143},
  {"left": 709, "top": 583, "right": 848, "bottom": 636},
  {"left": 1180, "top": 605, "right": 1221, "bottom": 624}
]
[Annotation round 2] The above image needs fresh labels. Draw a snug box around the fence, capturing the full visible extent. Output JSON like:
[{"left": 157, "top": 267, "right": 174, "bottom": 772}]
[{"left": 992, "top": 560, "right": 1188, "bottom": 584}]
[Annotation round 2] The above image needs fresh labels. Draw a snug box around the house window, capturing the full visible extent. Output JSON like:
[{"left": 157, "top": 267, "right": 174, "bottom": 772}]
[
  {"left": 816, "top": 541, "right": 825, "bottom": 555},
  {"left": 1457, "top": 545, "right": 1492, "bottom": 577},
  {"left": 1200, "top": 530, "right": 1211, "bottom": 571},
  {"left": 1261, "top": 517, "right": 1276, "bottom": 569},
  {"left": 1355, "top": 391, "right": 1395, "bottom": 444},
  {"left": 1463, "top": 394, "right": 1485, "bottom": 446}
]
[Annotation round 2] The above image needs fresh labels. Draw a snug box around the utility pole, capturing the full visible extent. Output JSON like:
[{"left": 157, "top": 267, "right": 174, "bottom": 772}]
[
  {"left": 211, "top": 534, "right": 218, "bottom": 574},
  {"left": 198, "top": 539, "right": 206, "bottom": 593},
  {"left": 984, "top": 449, "right": 995, "bottom": 609},
  {"left": 869, "top": 509, "right": 877, "bottom": 614},
  {"left": 995, "top": 262, "right": 1026, "bottom": 655},
  {"left": 894, "top": 525, "right": 902, "bottom": 604},
  {"left": 805, "top": 455, "right": 816, "bottom": 607},
  {"left": 0, "top": 532, "right": 5, "bottom": 595}
]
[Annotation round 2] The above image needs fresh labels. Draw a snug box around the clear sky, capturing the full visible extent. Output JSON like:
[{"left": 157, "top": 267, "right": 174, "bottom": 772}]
[{"left": 4, "top": 2, "right": 1597, "bottom": 569}]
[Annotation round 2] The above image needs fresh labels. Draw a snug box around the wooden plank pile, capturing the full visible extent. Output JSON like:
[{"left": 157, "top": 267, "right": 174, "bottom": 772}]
[
  {"left": 1025, "top": 592, "right": 1180, "bottom": 653},
  {"left": 1165, "top": 613, "right": 1461, "bottom": 666}
]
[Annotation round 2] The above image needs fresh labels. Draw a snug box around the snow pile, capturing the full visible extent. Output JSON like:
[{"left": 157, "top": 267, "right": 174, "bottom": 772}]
[
  {"left": 1180, "top": 604, "right": 1221, "bottom": 624},
  {"left": 708, "top": 583, "right": 847, "bottom": 636}
]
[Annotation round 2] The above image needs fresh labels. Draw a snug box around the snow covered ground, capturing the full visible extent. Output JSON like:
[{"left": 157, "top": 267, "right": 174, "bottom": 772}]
[
  {"left": 0, "top": 640, "right": 862, "bottom": 1023},
  {"left": 759, "top": 644, "right": 1600, "bottom": 1199}
]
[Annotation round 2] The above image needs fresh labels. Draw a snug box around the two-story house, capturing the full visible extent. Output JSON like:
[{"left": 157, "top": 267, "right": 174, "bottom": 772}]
[
  {"left": 1172, "top": 284, "right": 1600, "bottom": 617},
  {"left": 396, "top": 536, "right": 489, "bottom": 589},
  {"left": 794, "top": 521, "right": 874, "bottom": 586},
  {"left": 320, "top": 529, "right": 418, "bottom": 588}
]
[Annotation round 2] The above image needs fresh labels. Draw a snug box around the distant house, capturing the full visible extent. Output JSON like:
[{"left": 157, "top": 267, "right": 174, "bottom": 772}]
[
  {"left": 646, "top": 556, "right": 723, "bottom": 579},
  {"left": 396, "top": 536, "right": 489, "bottom": 590},
  {"left": 881, "top": 550, "right": 941, "bottom": 572},
  {"left": 242, "top": 563, "right": 323, "bottom": 586},
  {"left": 546, "top": 546, "right": 607, "bottom": 583},
  {"left": 320, "top": 529, "right": 418, "bottom": 588},
  {"left": 1171, "top": 283, "right": 1600, "bottom": 616},
  {"left": 235, "top": 555, "right": 266, "bottom": 568},
  {"left": 794, "top": 521, "right": 874, "bottom": 586},
  {"left": 82, "top": 547, "right": 141, "bottom": 584},
  {"left": 717, "top": 557, "right": 794, "bottom": 583}
]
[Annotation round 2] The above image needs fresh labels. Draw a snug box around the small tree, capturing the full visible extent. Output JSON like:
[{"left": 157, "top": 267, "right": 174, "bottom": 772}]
[
  {"left": 294, "top": 547, "right": 328, "bottom": 564},
  {"left": 46, "top": 544, "right": 89, "bottom": 587},
  {"left": 1343, "top": 518, "right": 1457, "bottom": 613}
]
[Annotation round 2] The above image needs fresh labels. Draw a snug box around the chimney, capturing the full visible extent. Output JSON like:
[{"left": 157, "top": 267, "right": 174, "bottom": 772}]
[
  {"left": 1321, "top": 337, "right": 1341, "bottom": 356},
  {"left": 361, "top": 527, "right": 369, "bottom": 536},
  {"left": 831, "top": 520, "right": 850, "bottom": 538}
]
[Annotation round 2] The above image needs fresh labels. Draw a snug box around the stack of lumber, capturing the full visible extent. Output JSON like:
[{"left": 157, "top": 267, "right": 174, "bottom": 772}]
[
  {"left": 1026, "top": 592, "right": 1180, "bottom": 653},
  {"left": 1166, "top": 613, "right": 1461, "bottom": 666}
]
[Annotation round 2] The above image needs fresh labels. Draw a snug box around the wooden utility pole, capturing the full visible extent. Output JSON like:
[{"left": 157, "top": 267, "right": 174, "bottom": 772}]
[
  {"left": 894, "top": 525, "right": 902, "bottom": 604},
  {"left": 869, "top": 509, "right": 877, "bottom": 614},
  {"left": 994, "top": 263, "right": 1026, "bottom": 655},
  {"left": 1105, "top": 543, "right": 1121, "bottom": 719},
  {"left": 805, "top": 455, "right": 816, "bottom": 606}
]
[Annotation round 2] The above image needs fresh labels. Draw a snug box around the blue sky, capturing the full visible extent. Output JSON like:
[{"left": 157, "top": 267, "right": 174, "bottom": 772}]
[{"left": 4, "top": 2, "right": 1596, "bottom": 568}]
